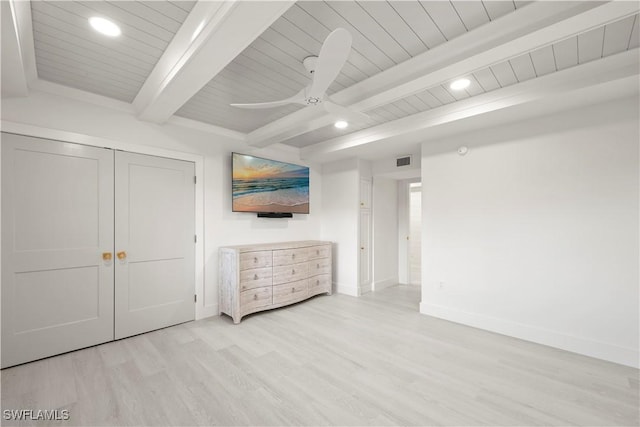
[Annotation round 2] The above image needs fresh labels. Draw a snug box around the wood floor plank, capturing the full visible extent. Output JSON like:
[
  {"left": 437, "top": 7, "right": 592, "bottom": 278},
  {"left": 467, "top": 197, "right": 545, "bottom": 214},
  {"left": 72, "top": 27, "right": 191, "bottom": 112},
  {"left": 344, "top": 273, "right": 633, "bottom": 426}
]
[{"left": 1, "top": 285, "right": 638, "bottom": 426}]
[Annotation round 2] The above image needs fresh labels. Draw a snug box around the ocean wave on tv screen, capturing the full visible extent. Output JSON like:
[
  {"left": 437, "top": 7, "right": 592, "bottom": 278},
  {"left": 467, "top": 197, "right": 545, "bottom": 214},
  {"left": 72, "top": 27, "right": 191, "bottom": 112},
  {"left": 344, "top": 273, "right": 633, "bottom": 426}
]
[
  {"left": 233, "top": 177, "right": 308, "bottom": 198},
  {"left": 233, "top": 187, "right": 309, "bottom": 207}
]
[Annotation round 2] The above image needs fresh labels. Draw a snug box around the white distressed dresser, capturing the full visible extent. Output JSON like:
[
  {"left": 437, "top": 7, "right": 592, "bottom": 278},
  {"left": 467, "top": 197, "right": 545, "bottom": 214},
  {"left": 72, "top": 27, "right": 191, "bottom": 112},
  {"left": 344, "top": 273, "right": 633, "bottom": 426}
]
[{"left": 219, "top": 240, "right": 332, "bottom": 323}]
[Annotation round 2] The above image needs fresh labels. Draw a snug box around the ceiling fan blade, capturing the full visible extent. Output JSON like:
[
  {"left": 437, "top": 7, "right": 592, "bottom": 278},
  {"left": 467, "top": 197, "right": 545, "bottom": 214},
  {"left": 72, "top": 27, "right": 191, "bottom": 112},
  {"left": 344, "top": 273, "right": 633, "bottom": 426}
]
[
  {"left": 307, "top": 28, "right": 352, "bottom": 99},
  {"left": 324, "top": 100, "right": 370, "bottom": 123},
  {"left": 231, "top": 89, "right": 305, "bottom": 109}
]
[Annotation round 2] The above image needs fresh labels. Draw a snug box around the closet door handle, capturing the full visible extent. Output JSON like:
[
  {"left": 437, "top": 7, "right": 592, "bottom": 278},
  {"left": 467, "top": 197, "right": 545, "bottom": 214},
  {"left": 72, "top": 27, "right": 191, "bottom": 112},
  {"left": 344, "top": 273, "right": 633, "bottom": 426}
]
[
  {"left": 117, "top": 251, "right": 127, "bottom": 260},
  {"left": 102, "top": 252, "right": 112, "bottom": 261}
]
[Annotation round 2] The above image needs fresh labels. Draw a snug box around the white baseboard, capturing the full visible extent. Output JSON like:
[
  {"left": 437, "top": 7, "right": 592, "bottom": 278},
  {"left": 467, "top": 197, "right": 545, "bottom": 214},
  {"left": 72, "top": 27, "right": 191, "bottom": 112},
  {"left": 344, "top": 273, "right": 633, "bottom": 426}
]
[
  {"left": 197, "top": 303, "right": 219, "bottom": 320},
  {"left": 420, "top": 302, "right": 639, "bottom": 369},
  {"left": 373, "top": 278, "right": 397, "bottom": 291},
  {"left": 335, "top": 282, "right": 359, "bottom": 297},
  {"left": 360, "top": 282, "right": 372, "bottom": 294}
]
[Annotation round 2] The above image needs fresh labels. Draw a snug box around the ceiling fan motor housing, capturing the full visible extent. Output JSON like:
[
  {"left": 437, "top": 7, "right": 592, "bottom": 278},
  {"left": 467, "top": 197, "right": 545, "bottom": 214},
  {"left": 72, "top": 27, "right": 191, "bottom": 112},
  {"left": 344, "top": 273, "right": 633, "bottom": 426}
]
[{"left": 303, "top": 56, "right": 318, "bottom": 74}]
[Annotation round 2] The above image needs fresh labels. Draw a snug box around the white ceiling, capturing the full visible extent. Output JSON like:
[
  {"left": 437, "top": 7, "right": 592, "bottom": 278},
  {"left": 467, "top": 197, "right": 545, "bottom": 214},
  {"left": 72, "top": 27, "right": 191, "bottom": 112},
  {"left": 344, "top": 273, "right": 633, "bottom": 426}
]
[
  {"left": 2, "top": 1, "right": 639, "bottom": 163},
  {"left": 282, "top": 12, "right": 639, "bottom": 148},
  {"left": 30, "top": 1, "right": 196, "bottom": 102},
  {"left": 173, "top": 1, "right": 525, "bottom": 132}
]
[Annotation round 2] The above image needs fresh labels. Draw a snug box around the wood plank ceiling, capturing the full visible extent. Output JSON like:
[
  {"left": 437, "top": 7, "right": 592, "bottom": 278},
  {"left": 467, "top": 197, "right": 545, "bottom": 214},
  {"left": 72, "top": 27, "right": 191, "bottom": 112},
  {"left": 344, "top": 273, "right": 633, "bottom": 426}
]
[
  {"left": 280, "top": 12, "right": 639, "bottom": 147},
  {"left": 174, "top": 1, "right": 529, "bottom": 132},
  {"left": 27, "top": 1, "right": 639, "bottom": 149},
  {"left": 31, "top": 1, "right": 196, "bottom": 103}
]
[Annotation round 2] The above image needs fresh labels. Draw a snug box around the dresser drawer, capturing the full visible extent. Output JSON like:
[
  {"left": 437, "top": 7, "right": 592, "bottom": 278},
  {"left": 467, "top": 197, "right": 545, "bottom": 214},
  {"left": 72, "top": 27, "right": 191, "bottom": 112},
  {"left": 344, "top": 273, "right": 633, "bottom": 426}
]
[
  {"left": 308, "top": 258, "right": 331, "bottom": 276},
  {"left": 273, "top": 279, "right": 308, "bottom": 305},
  {"left": 273, "top": 262, "right": 308, "bottom": 285},
  {"left": 307, "top": 245, "right": 330, "bottom": 260},
  {"left": 240, "top": 286, "right": 272, "bottom": 315},
  {"left": 239, "top": 267, "right": 272, "bottom": 291},
  {"left": 309, "top": 274, "right": 331, "bottom": 296},
  {"left": 273, "top": 248, "right": 308, "bottom": 266},
  {"left": 240, "top": 251, "right": 272, "bottom": 270}
]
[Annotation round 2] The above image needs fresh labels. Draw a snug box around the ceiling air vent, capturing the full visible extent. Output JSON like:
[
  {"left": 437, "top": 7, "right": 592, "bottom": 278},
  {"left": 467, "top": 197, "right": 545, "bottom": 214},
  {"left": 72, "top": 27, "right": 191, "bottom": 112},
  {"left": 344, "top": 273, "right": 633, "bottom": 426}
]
[{"left": 396, "top": 156, "right": 411, "bottom": 167}]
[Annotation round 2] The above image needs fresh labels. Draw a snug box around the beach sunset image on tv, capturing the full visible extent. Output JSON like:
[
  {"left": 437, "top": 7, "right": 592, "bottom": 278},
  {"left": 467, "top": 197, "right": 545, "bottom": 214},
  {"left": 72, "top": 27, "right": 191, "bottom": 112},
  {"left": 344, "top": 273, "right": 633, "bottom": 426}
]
[{"left": 232, "top": 153, "right": 310, "bottom": 214}]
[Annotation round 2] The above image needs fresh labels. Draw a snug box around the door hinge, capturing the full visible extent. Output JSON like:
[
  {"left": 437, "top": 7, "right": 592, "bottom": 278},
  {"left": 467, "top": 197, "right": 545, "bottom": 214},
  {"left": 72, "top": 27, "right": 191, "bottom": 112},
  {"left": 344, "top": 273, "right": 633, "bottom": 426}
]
[
  {"left": 194, "top": 176, "right": 197, "bottom": 184},
  {"left": 194, "top": 294, "right": 197, "bottom": 303},
  {"left": 194, "top": 234, "right": 197, "bottom": 243}
]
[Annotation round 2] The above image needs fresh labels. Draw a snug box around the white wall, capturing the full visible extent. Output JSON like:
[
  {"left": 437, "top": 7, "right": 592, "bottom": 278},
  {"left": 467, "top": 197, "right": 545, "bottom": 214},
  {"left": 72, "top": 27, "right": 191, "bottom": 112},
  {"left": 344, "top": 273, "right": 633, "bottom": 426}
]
[
  {"left": 372, "top": 176, "right": 398, "bottom": 291},
  {"left": 420, "top": 96, "right": 639, "bottom": 367},
  {"left": 1, "top": 90, "right": 323, "bottom": 319},
  {"left": 320, "top": 158, "right": 359, "bottom": 296},
  {"left": 371, "top": 154, "right": 421, "bottom": 179}
]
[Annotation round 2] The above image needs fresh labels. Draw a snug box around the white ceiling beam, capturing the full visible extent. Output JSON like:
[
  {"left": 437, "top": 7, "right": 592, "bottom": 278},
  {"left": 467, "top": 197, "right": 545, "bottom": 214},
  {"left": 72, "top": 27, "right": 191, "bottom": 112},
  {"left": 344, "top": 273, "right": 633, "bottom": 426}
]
[
  {"left": 348, "top": 0, "right": 639, "bottom": 112},
  {"left": 247, "top": 0, "right": 639, "bottom": 148},
  {"left": 134, "top": 0, "right": 294, "bottom": 124},
  {"left": 300, "top": 49, "right": 639, "bottom": 161},
  {"left": 1, "top": 0, "right": 37, "bottom": 98}
]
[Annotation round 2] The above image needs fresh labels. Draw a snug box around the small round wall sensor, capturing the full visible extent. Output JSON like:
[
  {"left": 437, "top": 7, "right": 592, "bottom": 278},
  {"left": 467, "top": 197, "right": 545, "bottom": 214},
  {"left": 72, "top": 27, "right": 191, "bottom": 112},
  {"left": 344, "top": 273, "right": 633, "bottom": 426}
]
[{"left": 457, "top": 146, "right": 468, "bottom": 156}]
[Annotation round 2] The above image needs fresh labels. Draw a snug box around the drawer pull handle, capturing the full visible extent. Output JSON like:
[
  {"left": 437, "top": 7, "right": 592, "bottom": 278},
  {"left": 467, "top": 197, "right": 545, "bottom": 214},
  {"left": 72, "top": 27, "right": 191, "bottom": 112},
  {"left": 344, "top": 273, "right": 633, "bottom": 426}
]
[
  {"left": 316, "top": 250, "right": 320, "bottom": 255},
  {"left": 292, "top": 269, "right": 295, "bottom": 274},
  {"left": 291, "top": 288, "right": 295, "bottom": 293},
  {"left": 254, "top": 257, "right": 258, "bottom": 263},
  {"left": 253, "top": 294, "right": 258, "bottom": 300},
  {"left": 292, "top": 254, "right": 295, "bottom": 259},
  {"left": 254, "top": 274, "right": 258, "bottom": 280},
  {"left": 317, "top": 263, "right": 320, "bottom": 268},
  {"left": 316, "top": 279, "right": 320, "bottom": 285}
]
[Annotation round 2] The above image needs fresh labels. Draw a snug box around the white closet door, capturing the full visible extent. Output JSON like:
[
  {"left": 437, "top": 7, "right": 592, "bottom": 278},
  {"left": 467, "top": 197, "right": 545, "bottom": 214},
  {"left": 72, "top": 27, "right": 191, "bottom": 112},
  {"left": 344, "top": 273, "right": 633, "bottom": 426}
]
[
  {"left": 114, "top": 151, "right": 195, "bottom": 339},
  {"left": 1, "top": 133, "right": 114, "bottom": 368}
]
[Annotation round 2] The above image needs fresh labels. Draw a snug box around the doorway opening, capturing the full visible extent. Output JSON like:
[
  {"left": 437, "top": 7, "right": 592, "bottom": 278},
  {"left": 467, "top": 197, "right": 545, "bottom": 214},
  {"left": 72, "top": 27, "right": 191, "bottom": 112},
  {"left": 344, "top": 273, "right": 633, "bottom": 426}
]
[{"left": 409, "top": 182, "right": 422, "bottom": 286}]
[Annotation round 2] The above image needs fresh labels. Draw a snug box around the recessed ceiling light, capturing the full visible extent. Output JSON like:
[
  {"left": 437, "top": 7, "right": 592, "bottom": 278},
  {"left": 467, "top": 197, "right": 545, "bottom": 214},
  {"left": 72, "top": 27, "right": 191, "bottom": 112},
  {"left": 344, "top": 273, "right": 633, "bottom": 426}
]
[
  {"left": 89, "top": 17, "right": 121, "bottom": 37},
  {"left": 334, "top": 120, "right": 348, "bottom": 129},
  {"left": 450, "top": 78, "right": 470, "bottom": 91}
]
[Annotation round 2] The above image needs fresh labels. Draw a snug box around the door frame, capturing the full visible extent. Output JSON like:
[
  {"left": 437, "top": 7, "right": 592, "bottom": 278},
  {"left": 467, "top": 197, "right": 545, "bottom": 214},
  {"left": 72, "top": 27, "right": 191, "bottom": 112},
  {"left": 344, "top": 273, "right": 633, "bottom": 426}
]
[
  {"left": 0, "top": 121, "right": 209, "bottom": 319},
  {"left": 398, "top": 178, "right": 421, "bottom": 285}
]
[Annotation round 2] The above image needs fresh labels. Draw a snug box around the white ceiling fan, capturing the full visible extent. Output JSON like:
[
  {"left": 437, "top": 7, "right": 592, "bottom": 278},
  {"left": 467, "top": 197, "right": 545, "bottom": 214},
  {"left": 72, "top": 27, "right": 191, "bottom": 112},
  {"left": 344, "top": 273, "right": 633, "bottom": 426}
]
[{"left": 230, "top": 28, "right": 370, "bottom": 124}]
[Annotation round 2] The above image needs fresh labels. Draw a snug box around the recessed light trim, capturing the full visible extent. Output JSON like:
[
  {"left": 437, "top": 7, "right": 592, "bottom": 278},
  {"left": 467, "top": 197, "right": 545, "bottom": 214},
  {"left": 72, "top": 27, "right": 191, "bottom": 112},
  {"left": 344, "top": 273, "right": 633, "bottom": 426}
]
[
  {"left": 334, "top": 120, "right": 348, "bottom": 129},
  {"left": 89, "top": 17, "right": 121, "bottom": 37},
  {"left": 450, "top": 78, "right": 470, "bottom": 91}
]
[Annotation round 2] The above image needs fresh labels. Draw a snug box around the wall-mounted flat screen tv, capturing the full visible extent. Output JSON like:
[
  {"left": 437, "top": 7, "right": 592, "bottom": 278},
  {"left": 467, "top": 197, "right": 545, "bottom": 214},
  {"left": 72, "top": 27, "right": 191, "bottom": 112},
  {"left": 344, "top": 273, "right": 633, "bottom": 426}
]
[{"left": 232, "top": 153, "right": 310, "bottom": 214}]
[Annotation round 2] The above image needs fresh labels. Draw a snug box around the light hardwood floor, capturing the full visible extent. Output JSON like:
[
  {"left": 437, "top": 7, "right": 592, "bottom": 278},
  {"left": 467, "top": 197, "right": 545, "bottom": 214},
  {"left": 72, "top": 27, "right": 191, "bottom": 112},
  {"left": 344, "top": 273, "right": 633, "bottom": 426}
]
[{"left": 2, "top": 285, "right": 638, "bottom": 426}]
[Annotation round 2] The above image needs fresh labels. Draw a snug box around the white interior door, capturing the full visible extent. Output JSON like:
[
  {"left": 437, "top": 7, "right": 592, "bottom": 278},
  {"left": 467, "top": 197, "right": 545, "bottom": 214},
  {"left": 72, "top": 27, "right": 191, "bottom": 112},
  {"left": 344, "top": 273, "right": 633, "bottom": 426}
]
[
  {"left": 360, "top": 209, "right": 372, "bottom": 290},
  {"left": 1, "top": 133, "right": 114, "bottom": 368},
  {"left": 114, "top": 151, "right": 195, "bottom": 339}
]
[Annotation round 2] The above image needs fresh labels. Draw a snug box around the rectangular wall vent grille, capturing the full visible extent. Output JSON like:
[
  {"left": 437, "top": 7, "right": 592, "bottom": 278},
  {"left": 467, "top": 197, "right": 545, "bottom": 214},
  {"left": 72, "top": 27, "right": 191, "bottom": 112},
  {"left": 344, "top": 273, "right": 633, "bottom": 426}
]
[{"left": 396, "top": 156, "right": 411, "bottom": 167}]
